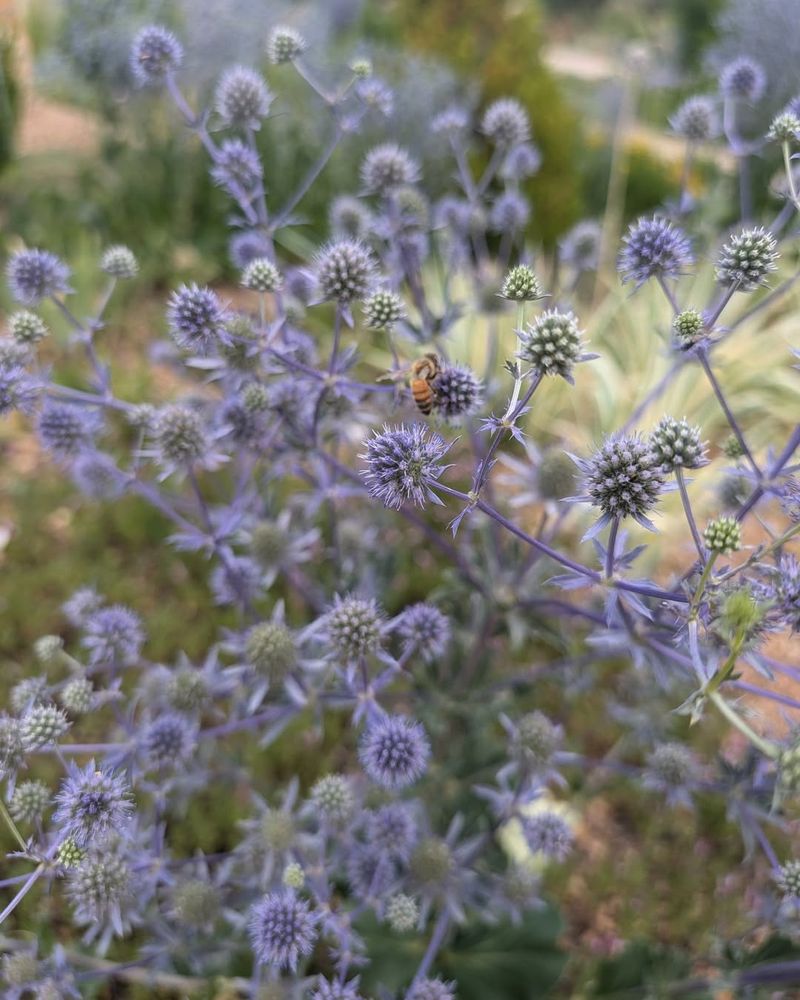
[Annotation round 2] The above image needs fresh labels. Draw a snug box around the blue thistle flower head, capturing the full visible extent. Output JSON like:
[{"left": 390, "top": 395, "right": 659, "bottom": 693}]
[
  {"left": 314, "top": 239, "right": 376, "bottom": 304},
  {"left": 489, "top": 190, "right": 530, "bottom": 233},
  {"left": 719, "top": 56, "right": 767, "bottom": 102},
  {"left": 267, "top": 25, "right": 307, "bottom": 64},
  {"left": 7, "top": 249, "right": 71, "bottom": 305},
  {"left": 670, "top": 95, "right": 719, "bottom": 141},
  {"left": 229, "top": 230, "right": 272, "bottom": 269},
  {"left": 130, "top": 25, "right": 183, "bottom": 86},
  {"left": 771, "top": 555, "right": 800, "bottom": 631},
  {"left": 361, "top": 423, "right": 451, "bottom": 510},
  {"left": 211, "top": 138, "right": 263, "bottom": 191},
  {"left": 618, "top": 216, "right": 694, "bottom": 287},
  {"left": 166, "top": 283, "right": 227, "bottom": 355},
  {"left": 521, "top": 811, "right": 573, "bottom": 860},
  {"left": 406, "top": 978, "right": 457, "bottom": 1000},
  {"left": 501, "top": 141, "right": 542, "bottom": 181},
  {"left": 140, "top": 712, "right": 198, "bottom": 770},
  {"left": 37, "top": 403, "right": 101, "bottom": 457},
  {"left": 325, "top": 594, "right": 385, "bottom": 660},
  {"left": 431, "top": 105, "right": 470, "bottom": 138},
  {"left": 395, "top": 602, "right": 451, "bottom": 663},
  {"left": 330, "top": 195, "right": 372, "bottom": 240},
  {"left": 359, "top": 714, "right": 430, "bottom": 789},
  {"left": 360, "top": 143, "right": 420, "bottom": 194},
  {"left": 248, "top": 889, "right": 318, "bottom": 970},
  {"left": 312, "top": 977, "right": 365, "bottom": 1000},
  {"left": 366, "top": 802, "right": 419, "bottom": 862},
  {"left": 0, "top": 364, "right": 38, "bottom": 416},
  {"left": 575, "top": 433, "right": 665, "bottom": 531},
  {"left": 433, "top": 364, "right": 483, "bottom": 420},
  {"left": 214, "top": 66, "right": 273, "bottom": 129},
  {"left": 715, "top": 226, "right": 779, "bottom": 292},
  {"left": 559, "top": 219, "right": 601, "bottom": 273},
  {"left": 70, "top": 451, "right": 126, "bottom": 500},
  {"left": 153, "top": 404, "right": 209, "bottom": 470},
  {"left": 66, "top": 848, "right": 134, "bottom": 933},
  {"left": 82, "top": 605, "right": 144, "bottom": 668},
  {"left": 481, "top": 97, "right": 530, "bottom": 147},
  {"left": 100, "top": 245, "right": 138, "bottom": 280},
  {"left": 53, "top": 761, "right": 133, "bottom": 846}
]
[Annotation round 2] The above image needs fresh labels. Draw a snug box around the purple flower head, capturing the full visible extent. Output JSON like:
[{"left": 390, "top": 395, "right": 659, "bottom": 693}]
[
  {"left": 501, "top": 141, "right": 542, "bottom": 181},
  {"left": 312, "top": 977, "right": 365, "bottom": 1000},
  {"left": 574, "top": 433, "right": 665, "bottom": 531},
  {"left": 211, "top": 139, "right": 263, "bottom": 191},
  {"left": 360, "top": 143, "right": 420, "bottom": 194},
  {"left": 37, "top": 403, "right": 101, "bottom": 457},
  {"left": 70, "top": 451, "right": 126, "bottom": 500},
  {"left": 355, "top": 77, "right": 394, "bottom": 118},
  {"left": 366, "top": 802, "right": 418, "bottom": 862},
  {"left": 140, "top": 712, "right": 198, "bottom": 769},
  {"left": 642, "top": 743, "right": 699, "bottom": 808},
  {"left": 618, "top": 216, "right": 694, "bottom": 287},
  {"left": 770, "top": 555, "right": 800, "bottom": 631},
  {"left": 395, "top": 603, "right": 451, "bottom": 663},
  {"left": 267, "top": 25, "right": 307, "bottom": 64},
  {"left": 82, "top": 605, "right": 144, "bottom": 668},
  {"left": 720, "top": 56, "right": 767, "bottom": 102},
  {"left": 153, "top": 404, "right": 209, "bottom": 470},
  {"left": 489, "top": 190, "right": 530, "bottom": 233},
  {"left": 210, "top": 555, "right": 263, "bottom": 607},
  {"left": 53, "top": 761, "right": 133, "bottom": 846},
  {"left": 670, "top": 95, "right": 718, "bottom": 141},
  {"left": 229, "top": 230, "right": 272, "bottom": 268},
  {"left": 517, "top": 309, "right": 590, "bottom": 382},
  {"left": 715, "top": 226, "right": 779, "bottom": 292},
  {"left": 406, "top": 979, "right": 457, "bottom": 1000},
  {"left": 330, "top": 195, "right": 372, "bottom": 240},
  {"left": 248, "top": 889, "right": 318, "bottom": 970},
  {"left": 7, "top": 249, "right": 71, "bottom": 305},
  {"left": 214, "top": 66, "right": 273, "bottom": 129},
  {"left": 167, "top": 283, "right": 227, "bottom": 355},
  {"left": 433, "top": 364, "right": 483, "bottom": 420},
  {"left": 0, "top": 364, "right": 38, "bottom": 416},
  {"left": 361, "top": 423, "right": 451, "bottom": 510},
  {"left": 359, "top": 714, "right": 430, "bottom": 789},
  {"left": 481, "top": 97, "right": 530, "bottom": 147},
  {"left": 346, "top": 845, "right": 397, "bottom": 900},
  {"left": 63, "top": 587, "right": 102, "bottom": 627},
  {"left": 521, "top": 811, "right": 573, "bottom": 860},
  {"left": 314, "top": 239, "right": 376, "bottom": 304},
  {"left": 130, "top": 25, "right": 182, "bottom": 86},
  {"left": 325, "top": 594, "right": 384, "bottom": 660},
  {"left": 431, "top": 105, "right": 469, "bottom": 138},
  {"left": 66, "top": 847, "right": 135, "bottom": 936},
  {"left": 559, "top": 219, "right": 602, "bottom": 273}
]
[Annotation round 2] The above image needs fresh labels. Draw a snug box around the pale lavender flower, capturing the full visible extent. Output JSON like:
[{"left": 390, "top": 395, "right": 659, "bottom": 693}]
[
  {"left": 359, "top": 715, "right": 430, "bottom": 789},
  {"left": 215, "top": 66, "right": 272, "bottom": 129},
  {"left": 130, "top": 25, "right": 182, "bottom": 86},
  {"left": 53, "top": 761, "right": 133, "bottom": 845},
  {"left": 248, "top": 890, "right": 318, "bottom": 970},
  {"left": 720, "top": 56, "right": 767, "bottom": 101},
  {"left": 521, "top": 811, "right": 574, "bottom": 860},
  {"left": 361, "top": 424, "right": 450, "bottom": 510},
  {"left": 618, "top": 217, "right": 694, "bottom": 287},
  {"left": 7, "top": 249, "right": 70, "bottom": 305},
  {"left": 82, "top": 605, "right": 144, "bottom": 668}
]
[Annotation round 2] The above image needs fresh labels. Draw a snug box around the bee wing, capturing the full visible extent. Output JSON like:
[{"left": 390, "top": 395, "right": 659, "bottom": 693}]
[{"left": 377, "top": 367, "right": 411, "bottom": 383}]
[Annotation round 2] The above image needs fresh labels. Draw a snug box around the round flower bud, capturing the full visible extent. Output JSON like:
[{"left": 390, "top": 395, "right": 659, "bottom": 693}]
[
  {"left": 20, "top": 705, "right": 71, "bottom": 749},
  {"left": 0, "top": 717, "right": 24, "bottom": 779},
  {"left": 326, "top": 595, "right": 384, "bottom": 659},
  {"left": 33, "top": 635, "right": 64, "bottom": 666},
  {"left": 360, "top": 143, "right": 420, "bottom": 195},
  {"left": 67, "top": 851, "right": 131, "bottom": 922},
  {"left": 361, "top": 423, "right": 450, "bottom": 510},
  {"left": 536, "top": 450, "right": 576, "bottom": 502},
  {"left": 645, "top": 742, "right": 697, "bottom": 793},
  {"left": 141, "top": 713, "right": 197, "bottom": 769},
  {"left": 719, "top": 56, "right": 766, "bottom": 102},
  {"left": 246, "top": 622, "right": 296, "bottom": 681},
  {"left": 703, "top": 516, "right": 741, "bottom": 555},
  {"left": 768, "top": 112, "right": 800, "bottom": 143},
  {"left": 433, "top": 363, "right": 483, "bottom": 419},
  {"left": 500, "top": 264, "right": 543, "bottom": 302},
  {"left": 60, "top": 677, "right": 94, "bottom": 715},
  {"left": 672, "top": 308, "right": 705, "bottom": 349},
  {"left": 778, "top": 735, "right": 800, "bottom": 795},
  {"left": 11, "top": 677, "right": 48, "bottom": 713},
  {"left": 359, "top": 714, "right": 430, "bottom": 789},
  {"left": 100, "top": 245, "right": 138, "bottom": 280},
  {"left": 37, "top": 403, "right": 100, "bottom": 456},
  {"left": 130, "top": 25, "right": 182, "bottom": 86},
  {"left": 512, "top": 711, "right": 562, "bottom": 771},
  {"left": 7, "top": 249, "right": 71, "bottom": 306},
  {"left": 310, "top": 774, "right": 355, "bottom": 822},
  {"left": 167, "top": 668, "right": 209, "bottom": 712},
  {"left": 777, "top": 860, "right": 800, "bottom": 898},
  {"left": 618, "top": 216, "right": 694, "bottom": 287},
  {"left": 522, "top": 811, "right": 573, "bottom": 860},
  {"left": 396, "top": 603, "right": 450, "bottom": 663},
  {"left": 409, "top": 837, "right": 453, "bottom": 889},
  {"left": 260, "top": 808, "right": 295, "bottom": 852},
  {"left": 406, "top": 979, "right": 456, "bottom": 1000},
  {"left": 283, "top": 862, "right": 305, "bottom": 889},
  {"left": 722, "top": 435, "right": 745, "bottom": 460},
  {"left": 386, "top": 893, "right": 419, "bottom": 932},
  {"left": 267, "top": 26, "right": 307, "bottom": 64},
  {"left": 330, "top": 196, "right": 372, "bottom": 240},
  {"left": 670, "top": 95, "right": 718, "bottom": 141},
  {"left": 83, "top": 605, "right": 144, "bottom": 668},
  {"left": 2, "top": 952, "right": 40, "bottom": 987},
  {"left": 212, "top": 138, "right": 263, "bottom": 190},
  {"left": 248, "top": 519, "right": 289, "bottom": 567},
  {"left": 167, "top": 283, "right": 226, "bottom": 355},
  {"left": 54, "top": 762, "right": 133, "bottom": 845},
  {"left": 650, "top": 416, "right": 707, "bottom": 472},
  {"left": 560, "top": 220, "right": 601, "bottom": 273},
  {"left": 154, "top": 405, "right": 207, "bottom": 467},
  {"left": 172, "top": 879, "right": 220, "bottom": 928},
  {"left": 518, "top": 309, "right": 585, "bottom": 380},
  {"left": 315, "top": 240, "right": 375, "bottom": 304},
  {"left": 242, "top": 383, "right": 270, "bottom": 414},
  {"left": 9, "top": 309, "right": 48, "bottom": 344},
  {"left": 580, "top": 433, "right": 664, "bottom": 524},
  {"left": 242, "top": 258, "right": 282, "bottom": 293},
  {"left": 481, "top": 97, "right": 530, "bottom": 147},
  {"left": 350, "top": 57, "right": 372, "bottom": 79},
  {"left": 215, "top": 66, "right": 272, "bottom": 129},
  {"left": 715, "top": 227, "right": 779, "bottom": 292},
  {"left": 248, "top": 890, "right": 318, "bottom": 971},
  {"left": 10, "top": 779, "right": 50, "bottom": 823},
  {"left": 364, "top": 290, "right": 404, "bottom": 330}
]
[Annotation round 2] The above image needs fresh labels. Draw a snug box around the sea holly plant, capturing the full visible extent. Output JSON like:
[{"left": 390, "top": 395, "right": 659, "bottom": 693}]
[{"left": 0, "top": 19, "right": 800, "bottom": 999}]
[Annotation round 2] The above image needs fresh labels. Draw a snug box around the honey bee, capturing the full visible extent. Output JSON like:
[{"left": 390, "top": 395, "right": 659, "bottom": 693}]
[{"left": 379, "top": 353, "right": 440, "bottom": 415}]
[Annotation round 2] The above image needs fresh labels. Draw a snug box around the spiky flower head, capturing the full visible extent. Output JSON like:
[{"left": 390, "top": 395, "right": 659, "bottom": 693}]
[
  {"left": 315, "top": 240, "right": 375, "bottom": 304},
  {"left": 53, "top": 761, "right": 133, "bottom": 845},
  {"left": 83, "top": 605, "right": 144, "bottom": 668},
  {"left": 212, "top": 138, "right": 263, "bottom": 190},
  {"left": 578, "top": 433, "right": 665, "bottom": 528},
  {"left": 364, "top": 289, "right": 404, "bottom": 330},
  {"left": 386, "top": 893, "right": 419, "bottom": 932},
  {"left": 406, "top": 979, "right": 456, "bottom": 1000},
  {"left": 703, "top": 516, "right": 742, "bottom": 555},
  {"left": 2, "top": 952, "right": 40, "bottom": 988},
  {"left": 645, "top": 743, "right": 697, "bottom": 794},
  {"left": 130, "top": 25, "right": 182, "bottom": 86},
  {"left": 650, "top": 416, "right": 707, "bottom": 472},
  {"left": 37, "top": 403, "right": 99, "bottom": 456},
  {"left": 267, "top": 26, "right": 307, "bottom": 64},
  {"left": 167, "top": 667, "right": 209, "bottom": 712},
  {"left": 367, "top": 803, "right": 418, "bottom": 862},
  {"left": 502, "top": 141, "right": 542, "bottom": 181},
  {"left": 32, "top": 637, "right": 62, "bottom": 670},
  {"left": 167, "top": 283, "right": 227, "bottom": 354},
  {"left": 778, "top": 733, "right": 800, "bottom": 795},
  {"left": 489, "top": 190, "right": 530, "bottom": 232},
  {"left": 10, "top": 780, "right": 50, "bottom": 824},
  {"left": 21, "top": 705, "right": 71, "bottom": 749},
  {"left": 511, "top": 711, "right": 562, "bottom": 771},
  {"left": 673, "top": 308, "right": 705, "bottom": 349},
  {"left": 71, "top": 451, "right": 125, "bottom": 500},
  {"left": 481, "top": 97, "right": 530, "bottom": 147},
  {"left": 60, "top": 677, "right": 94, "bottom": 715},
  {"left": 715, "top": 227, "right": 779, "bottom": 292},
  {"left": 330, "top": 196, "right": 372, "bottom": 240},
  {"left": 719, "top": 56, "right": 766, "bottom": 101},
  {"left": 433, "top": 363, "right": 483, "bottom": 419},
  {"left": 215, "top": 66, "right": 272, "bottom": 129},
  {"left": 777, "top": 860, "right": 800, "bottom": 898},
  {"left": 618, "top": 217, "right": 694, "bottom": 286},
  {"left": 310, "top": 774, "right": 355, "bottom": 822},
  {"left": 326, "top": 595, "right": 384, "bottom": 659},
  {"left": 559, "top": 219, "right": 602, "bottom": 273},
  {"left": 522, "top": 811, "right": 573, "bottom": 860},
  {"left": 248, "top": 890, "right": 318, "bottom": 970},
  {"left": 500, "top": 264, "right": 543, "bottom": 301},
  {"left": 518, "top": 308, "right": 586, "bottom": 381},
  {"left": 0, "top": 717, "right": 24, "bottom": 778},
  {"left": 361, "top": 423, "right": 450, "bottom": 510},
  {"left": 670, "top": 95, "right": 718, "bottom": 141},
  {"left": 312, "top": 978, "right": 365, "bottom": 1000},
  {"left": 0, "top": 363, "right": 38, "bottom": 416},
  {"left": 396, "top": 603, "right": 450, "bottom": 663},
  {"left": 771, "top": 555, "right": 800, "bottom": 631},
  {"left": 283, "top": 862, "right": 305, "bottom": 889},
  {"left": 10, "top": 677, "right": 47, "bottom": 714},
  {"left": 768, "top": 111, "right": 800, "bottom": 142},
  {"left": 242, "top": 258, "right": 282, "bottom": 293},
  {"left": 154, "top": 405, "right": 207, "bottom": 467},
  {"left": 172, "top": 879, "right": 220, "bottom": 928},
  {"left": 7, "top": 249, "right": 70, "bottom": 305},
  {"left": 9, "top": 309, "right": 48, "bottom": 344},
  {"left": 100, "top": 245, "right": 138, "bottom": 279},
  {"left": 537, "top": 450, "right": 576, "bottom": 501},
  {"left": 57, "top": 835, "right": 85, "bottom": 868},
  {"left": 359, "top": 714, "right": 430, "bottom": 789},
  {"left": 67, "top": 850, "right": 132, "bottom": 924},
  {"left": 360, "top": 143, "right": 420, "bottom": 193},
  {"left": 141, "top": 713, "right": 198, "bottom": 769},
  {"left": 431, "top": 104, "right": 469, "bottom": 137}
]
